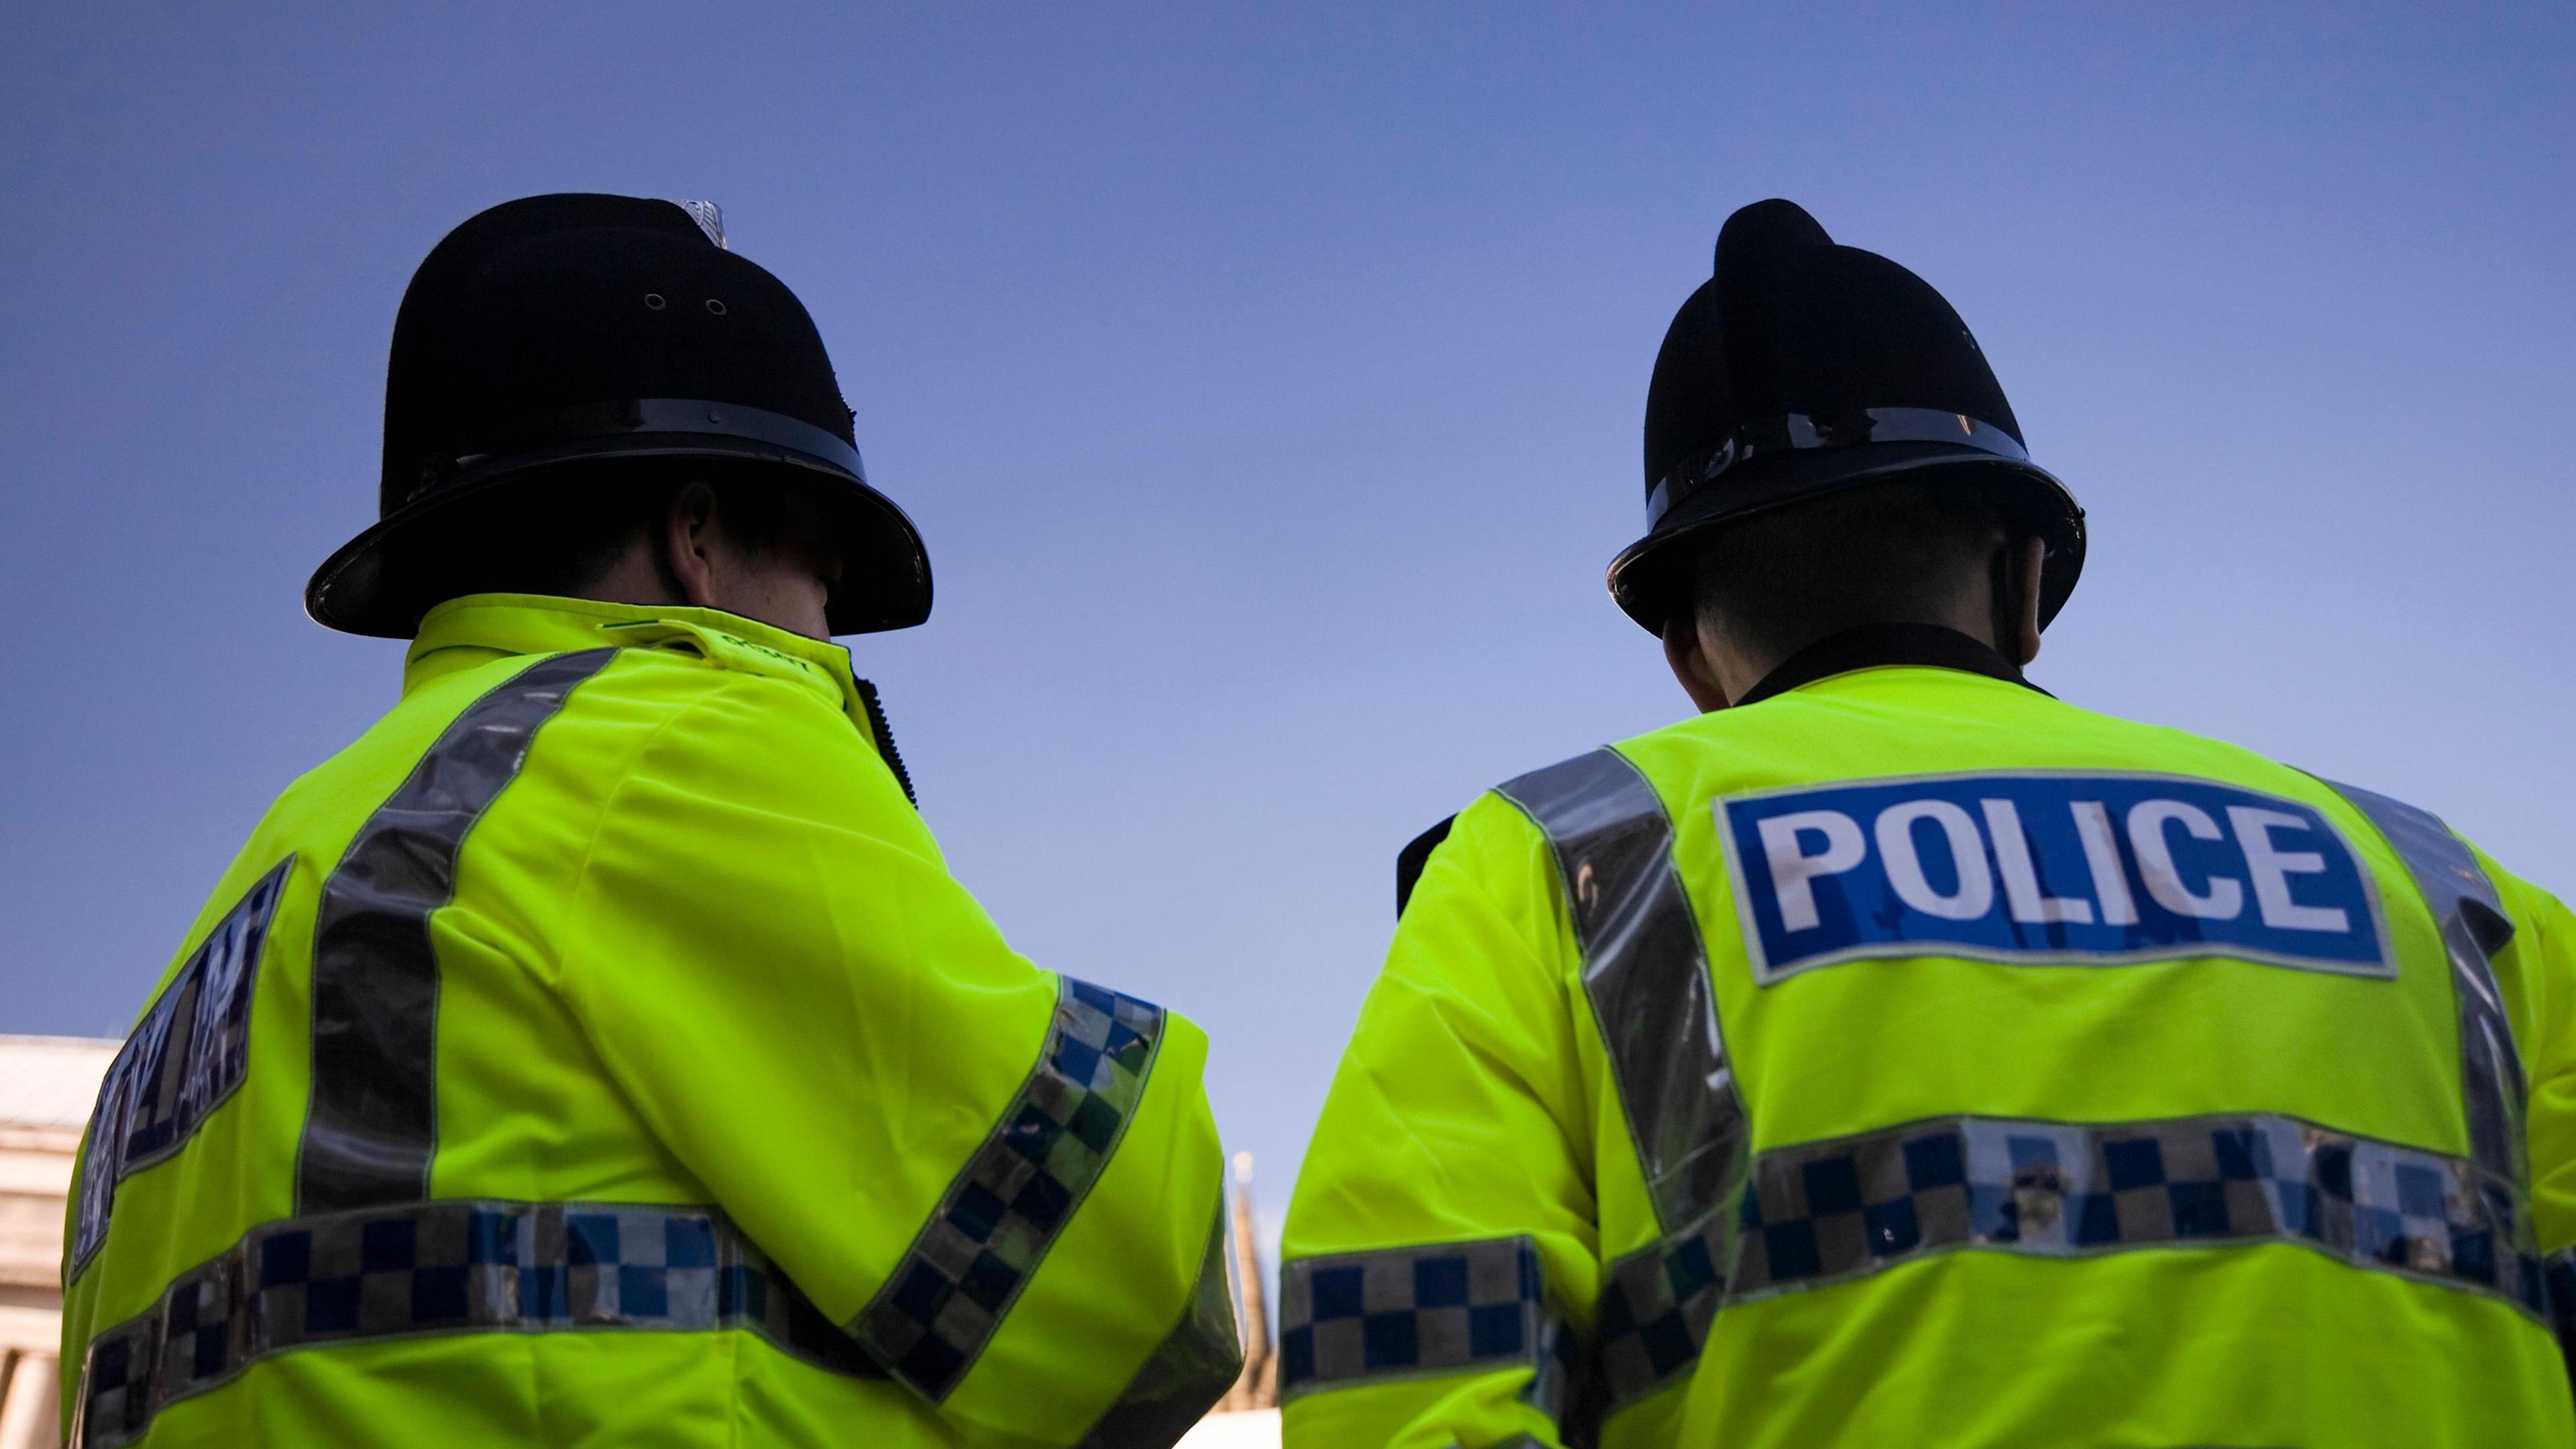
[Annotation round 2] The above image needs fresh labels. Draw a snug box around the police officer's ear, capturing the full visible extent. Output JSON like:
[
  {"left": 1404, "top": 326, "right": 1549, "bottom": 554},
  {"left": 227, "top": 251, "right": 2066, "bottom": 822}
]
[
  {"left": 2002, "top": 535, "right": 2047, "bottom": 667},
  {"left": 663, "top": 481, "right": 725, "bottom": 608},
  {"left": 1664, "top": 613, "right": 1733, "bottom": 714}
]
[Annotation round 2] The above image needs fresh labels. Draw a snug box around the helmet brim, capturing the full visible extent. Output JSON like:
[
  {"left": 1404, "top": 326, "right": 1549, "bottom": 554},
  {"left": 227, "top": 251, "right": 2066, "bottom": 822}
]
[
  {"left": 1605, "top": 442, "right": 2085, "bottom": 636},
  {"left": 305, "top": 433, "right": 932, "bottom": 639}
]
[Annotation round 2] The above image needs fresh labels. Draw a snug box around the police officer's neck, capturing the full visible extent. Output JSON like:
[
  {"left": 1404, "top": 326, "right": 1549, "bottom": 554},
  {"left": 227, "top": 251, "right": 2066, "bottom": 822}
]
[
  {"left": 582, "top": 557, "right": 834, "bottom": 643},
  {"left": 1670, "top": 539, "right": 2047, "bottom": 712},
  {"left": 1672, "top": 616, "right": 1998, "bottom": 712},
  {"left": 581, "top": 484, "right": 839, "bottom": 642}
]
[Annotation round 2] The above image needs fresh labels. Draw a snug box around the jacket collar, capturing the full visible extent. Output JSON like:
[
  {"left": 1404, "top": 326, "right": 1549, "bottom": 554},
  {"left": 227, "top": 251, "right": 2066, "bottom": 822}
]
[
  {"left": 407, "top": 594, "right": 860, "bottom": 716},
  {"left": 1732, "top": 622, "right": 2046, "bottom": 708}
]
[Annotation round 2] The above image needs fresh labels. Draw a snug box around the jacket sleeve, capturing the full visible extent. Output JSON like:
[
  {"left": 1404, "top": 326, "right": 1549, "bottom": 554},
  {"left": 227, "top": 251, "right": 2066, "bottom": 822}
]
[
  {"left": 1281, "top": 792, "right": 1602, "bottom": 1449},
  {"left": 557, "top": 673, "right": 1236, "bottom": 1448},
  {"left": 2504, "top": 865, "right": 2576, "bottom": 1258}
]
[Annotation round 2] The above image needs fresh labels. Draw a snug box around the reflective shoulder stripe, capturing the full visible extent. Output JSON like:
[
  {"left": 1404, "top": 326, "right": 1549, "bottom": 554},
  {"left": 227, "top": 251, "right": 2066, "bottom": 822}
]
[
  {"left": 1493, "top": 748, "right": 1746, "bottom": 1239},
  {"left": 1277, "top": 1236, "right": 1570, "bottom": 1417},
  {"left": 296, "top": 647, "right": 618, "bottom": 1214},
  {"left": 1071, "top": 1190, "right": 1243, "bottom": 1448},
  {"left": 70, "top": 1197, "right": 875, "bottom": 1449},
  {"left": 851, "top": 975, "right": 1167, "bottom": 1401},
  {"left": 1729, "top": 1111, "right": 2543, "bottom": 1318},
  {"left": 2316, "top": 778, "right": 2526, "bottom": 1185},
  {"left": 2316, "top": 778, "right": 2566, "bottom": 1373},
  {"left": 1494, "top": 748, "right": 1748, "bottom": 1419}
]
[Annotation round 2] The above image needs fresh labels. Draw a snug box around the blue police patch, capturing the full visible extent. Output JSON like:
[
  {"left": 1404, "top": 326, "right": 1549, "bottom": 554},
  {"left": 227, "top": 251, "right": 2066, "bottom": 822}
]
[
  {"left": 1717, "top": 773, "right": 2390, "bottom": 983},
  {"left": 72, "top": 856, "right": 292, "bottom": 1278}
]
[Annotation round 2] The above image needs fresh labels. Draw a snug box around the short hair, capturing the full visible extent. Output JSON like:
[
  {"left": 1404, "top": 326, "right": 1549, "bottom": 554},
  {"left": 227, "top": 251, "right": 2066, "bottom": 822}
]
[
  {"left": 1687, "top": 476, "right": 2010, "bottom": 663},
  {"left": 410, "top": 459, "right": 837, "bottom": 604}
]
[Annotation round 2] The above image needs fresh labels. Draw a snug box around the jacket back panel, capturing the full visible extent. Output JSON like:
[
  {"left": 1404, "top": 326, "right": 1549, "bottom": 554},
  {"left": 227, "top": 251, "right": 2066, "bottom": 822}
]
[
  {"left": 1619, "top": 667, "right": 2571, "bottom": 1446},
  {"left": 1281, "top": 663, "right": 2575, "bottom": 1448},
  {"left": 58, "top": 626, "right": 1077, "bottom": 1433}
]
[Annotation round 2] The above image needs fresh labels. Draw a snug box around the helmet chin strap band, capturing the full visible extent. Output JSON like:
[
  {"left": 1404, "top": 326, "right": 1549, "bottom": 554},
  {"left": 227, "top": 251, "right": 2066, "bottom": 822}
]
[
  {"left": 1646, "top": 407, "right": 2029, "bottom": 528},
  {"left": 413, "top": 398, "right": 868, "bottom": 506}
]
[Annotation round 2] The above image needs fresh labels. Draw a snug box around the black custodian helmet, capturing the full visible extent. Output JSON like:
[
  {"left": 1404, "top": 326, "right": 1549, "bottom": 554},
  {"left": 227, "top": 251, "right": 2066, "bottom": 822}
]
[
  {"left": 306, "top": 193, "right": 931, "bottom": 638},
  {"left": 1608, "top": 199, "right": 2084, "bottom": 635}
]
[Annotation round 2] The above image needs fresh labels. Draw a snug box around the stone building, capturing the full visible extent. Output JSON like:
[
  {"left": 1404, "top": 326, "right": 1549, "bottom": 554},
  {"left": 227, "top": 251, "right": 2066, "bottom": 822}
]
[{"left": 0, "top": 1035, "right": 116, "bottom": 1447}]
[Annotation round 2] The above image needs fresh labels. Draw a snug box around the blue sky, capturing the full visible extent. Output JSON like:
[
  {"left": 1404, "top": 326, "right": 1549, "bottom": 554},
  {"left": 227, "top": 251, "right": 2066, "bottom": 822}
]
[{"left": 4, "top": 4, "right": 2571, "bottom": 1232}]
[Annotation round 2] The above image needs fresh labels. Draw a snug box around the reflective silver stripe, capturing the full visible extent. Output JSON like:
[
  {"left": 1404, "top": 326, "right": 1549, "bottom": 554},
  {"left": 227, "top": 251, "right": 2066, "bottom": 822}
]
[
  {"left": 296, "top": 648, "right": 616, "bottom": 1214},
  {"left": 2318, "top": 780, "right": 2527, "bottom": 1186},
  {"left": 1071, "top": 1191, "right": 1243, "bottom": 1448},
  {"left": 1495, "top": 749, "right": 1745, "bottom": 1237},
  {"left": 1495, "top": 748, "right": 1750, "bottom": 1419},
  {"left": 70, "top": 1197, "right": 877, "bottom": 1449},
  {"left": 2320, "top": 780, "right": 2564, "bottom": 1368},
  {"left": 1278, "top": 1237, "right": 1554, "bottom": 1402},
  {"left": 851, "top": 975, "right": 1167, "bottom": 1402},
  {"left": 1729, "top": 1112, "right": 2544, "bottom": 1318}
]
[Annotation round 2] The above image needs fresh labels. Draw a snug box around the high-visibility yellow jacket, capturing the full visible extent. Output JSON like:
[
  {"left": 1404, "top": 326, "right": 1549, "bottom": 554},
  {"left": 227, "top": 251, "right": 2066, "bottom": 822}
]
[
  {"left": 61, "top": 594, "right": 1239, "bottom": 1448},
  {"left": 1282, "top": 629, "right": 2576, "bottom": 1448}
]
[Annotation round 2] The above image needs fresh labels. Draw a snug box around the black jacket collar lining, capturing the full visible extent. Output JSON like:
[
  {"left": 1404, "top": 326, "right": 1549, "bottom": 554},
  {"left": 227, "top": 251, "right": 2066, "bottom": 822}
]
[{"left": 1731, "top": 623, "right": 2047, "bottom": 709}]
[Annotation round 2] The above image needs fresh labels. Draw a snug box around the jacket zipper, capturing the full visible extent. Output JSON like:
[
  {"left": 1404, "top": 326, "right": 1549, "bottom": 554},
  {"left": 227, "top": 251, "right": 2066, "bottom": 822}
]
[{"left": 853, "top": 678, "right": 918, "bottom": 807}]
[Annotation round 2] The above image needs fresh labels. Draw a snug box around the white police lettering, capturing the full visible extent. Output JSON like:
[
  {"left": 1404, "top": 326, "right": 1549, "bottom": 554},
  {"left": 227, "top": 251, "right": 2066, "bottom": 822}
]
[
  {"left": 2228, "top": 806, "right": 2353, "bottom": 933},
  {"left": 1876, "top": 800, "right": 1992, "bottom": 921},
  {"left": 1982, "top": 798, "right": 2094, "bottom": 925},
  {"left": 2129, "top": 800, "right": 2243, "bottom": 920},
  {"left": 1717, "top": 774, "right": 2389, "bottom": 983},
  {"left": 2069, "top": 800, "right": 2141, "bottom": 927},
  {"left": 1757, "top": 810, "right": 1866, "bottom": 932}
]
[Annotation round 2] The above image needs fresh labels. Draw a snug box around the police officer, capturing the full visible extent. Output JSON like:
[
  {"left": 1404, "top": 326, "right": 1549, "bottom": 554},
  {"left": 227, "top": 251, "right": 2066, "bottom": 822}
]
[
  {"left": 62, "top": 195, "right": 1239, "bottom": 1448},
  {"left": 1279, "top": 199, "right": 2576, "bottom": 1446}
]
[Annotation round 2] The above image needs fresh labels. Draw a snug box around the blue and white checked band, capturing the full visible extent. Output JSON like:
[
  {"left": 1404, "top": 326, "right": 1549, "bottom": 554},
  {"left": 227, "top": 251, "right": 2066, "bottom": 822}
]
[
  {"left": 1578, "top": 1110, "right": 2550, "bottom": 1416},
  {"left": 1287, "top": 1112, "right": 2544, "bottom": 1426},
  {"left": 1735, "top": 1112, "right": 2543, "bottom": 1310},
  {"left": 851, "top": 975, "right": 1167, "bottom": 1401},
  {"left": 1278, "top": 1237, "right": 1562, "bottom": 1403},
  {"left": 1274, "top": 1227, "right": 1700, "bottom": 1422},
  {"left": 1591, "top": 1216, "right": 1727, "bottom": 1413},
  {"left": 72, "top": 1198, "right": 876, "bottom": 1449}
]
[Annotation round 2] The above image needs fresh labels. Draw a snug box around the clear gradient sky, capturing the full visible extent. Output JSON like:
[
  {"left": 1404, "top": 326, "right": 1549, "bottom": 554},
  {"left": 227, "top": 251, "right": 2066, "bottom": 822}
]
[{"left": 5, "top": 5, "right": 2572, "bottom": 1236}]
